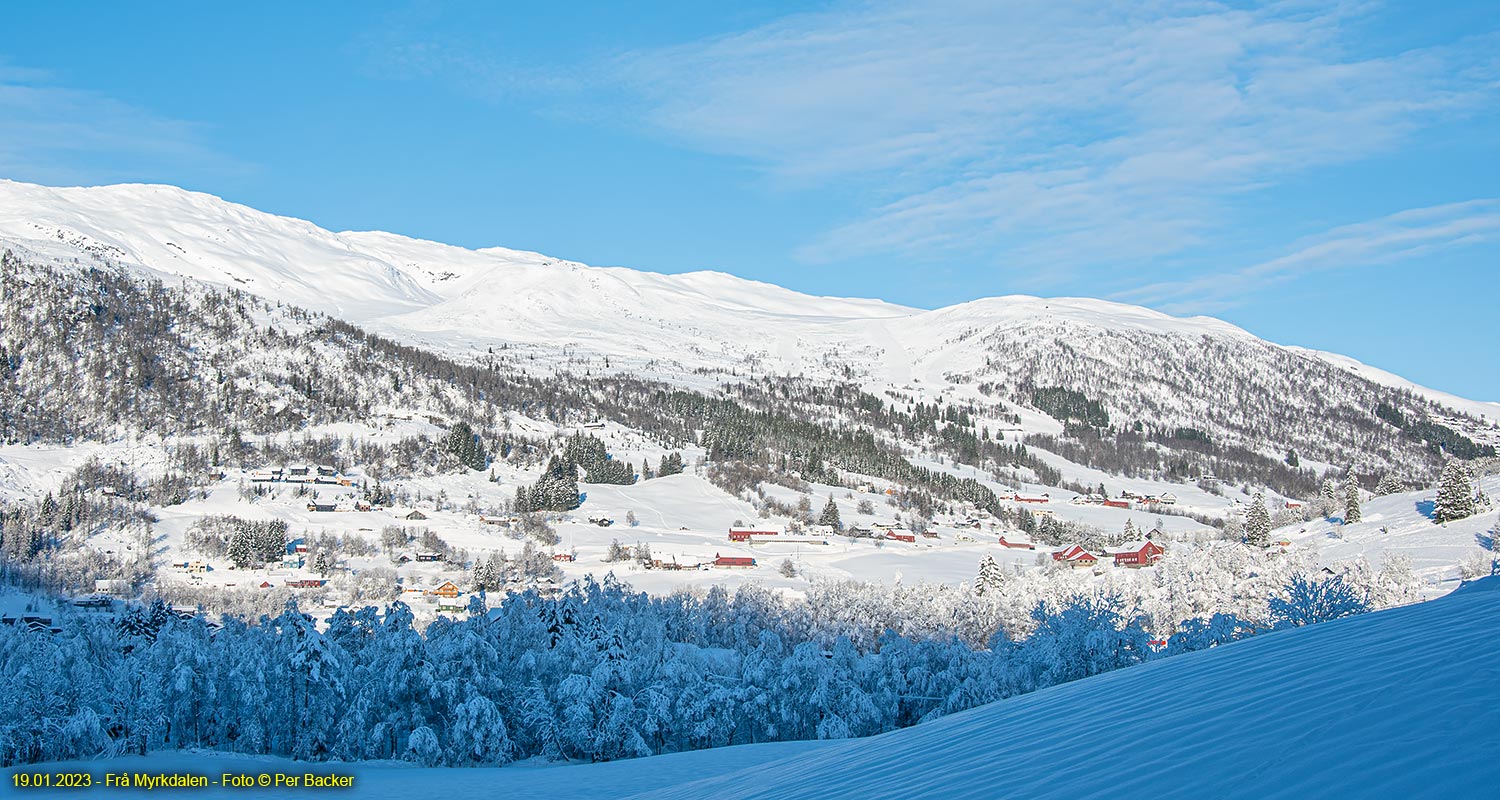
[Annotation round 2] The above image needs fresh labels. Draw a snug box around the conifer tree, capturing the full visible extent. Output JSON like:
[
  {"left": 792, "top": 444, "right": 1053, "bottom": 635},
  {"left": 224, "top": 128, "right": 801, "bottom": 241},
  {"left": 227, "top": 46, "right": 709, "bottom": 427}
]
[
  {"left": 1434, "top": 462, "right": 1475, "bottom": 523},
  {"left": 818, "top": 495, "right": 843, "bottom": 532},
  {"left": 975, "top": 555, "right": 1002, "bottom": 596},
  {"left": 1374, "top": 473, "right": 1405, "bottom": 497},
  {"left": 1343, "top": 478, "right": 1361, "bottom": 525},
  {"left": 1320, "top": 478, "right": 1339, "bottom": 517},
  {"left": 1244, "top": 493, "right": 1272, "bottom": 547}
]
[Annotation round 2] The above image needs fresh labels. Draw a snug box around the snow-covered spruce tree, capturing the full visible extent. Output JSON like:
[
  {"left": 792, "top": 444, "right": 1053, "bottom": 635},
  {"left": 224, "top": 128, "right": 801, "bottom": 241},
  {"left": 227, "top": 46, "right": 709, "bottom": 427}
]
[
  {"left": 1433, "top": 462, "right": 1476, "bottom": 523},
  {"left": 1244, "top": 493, "right": 1272, "bottom": 547},
  {"left": 1320, "top": 478, "right": 1339, "bottom": 517},
  {"left": 975, "top": 555, "right": 1002, "bottom": 596},
  {"left": 819, "top": 495, "right": 843, "bottom": 532},
  {"left": 1343, "top": 478, "right": 1362, "bottom": 525},
  {"left": 444, "top": 422, "right": 487, "bottom": 472},
  {"left": 1374, "top": 473, "right": 1405, "bottom": 497},
  {"left": 657, "top": 452, "right": 685, "bottom": 477}
]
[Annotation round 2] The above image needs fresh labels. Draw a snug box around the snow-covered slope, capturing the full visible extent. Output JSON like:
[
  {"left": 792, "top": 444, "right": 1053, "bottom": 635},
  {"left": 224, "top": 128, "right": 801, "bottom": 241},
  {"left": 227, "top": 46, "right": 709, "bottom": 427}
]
[
  {"left": 1282, "top": 475, "right": 1500, "bottom": 596},
  {"left": 1298, "top": 347, "right": 1500, "bottom": 432},
  {"left": 2, "top": 178, "right": 1494, "bottom": 475},
  {"left": 643, "top": 577, "right": 1500, "bottom": 800},
  {"left": 26, "top": 577, "right": 1500, "bottom": 798}
]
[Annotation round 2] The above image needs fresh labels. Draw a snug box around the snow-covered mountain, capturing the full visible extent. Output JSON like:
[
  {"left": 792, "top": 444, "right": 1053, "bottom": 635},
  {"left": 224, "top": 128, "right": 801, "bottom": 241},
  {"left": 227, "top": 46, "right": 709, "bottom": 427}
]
[{"left": 1, "top": 178, "right": 1494, "bottom": 482}]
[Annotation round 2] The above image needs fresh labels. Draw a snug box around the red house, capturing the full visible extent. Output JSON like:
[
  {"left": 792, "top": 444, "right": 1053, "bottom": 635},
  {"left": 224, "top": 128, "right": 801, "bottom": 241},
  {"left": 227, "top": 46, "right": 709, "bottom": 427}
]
[
  {"left": 998, "top": 535, "right": 1035, "bottom": 550},
  {"left": 1102, "top": 499, "right": 1131, "bottom": 509},
  {"left": 1112, "top": 540, "right": 1166, "bottom": 568},
  {"left": 1013, "top": 493, "right": 1051, "bottom": 504},
  {"left": 552, "top": 553, "right": 576, "bottom": 562},
  {"left": 1051, "top": 545, "right": 1099, "bottom": 568},
  {"left": 713, "top": 554, "right": 757, "bottom": 568}
]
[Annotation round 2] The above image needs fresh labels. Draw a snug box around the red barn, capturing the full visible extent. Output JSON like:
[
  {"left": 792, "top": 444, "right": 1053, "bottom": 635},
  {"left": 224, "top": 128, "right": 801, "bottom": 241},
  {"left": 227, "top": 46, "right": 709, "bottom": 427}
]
[
  {"left": 1013, "top": 493, "right": 1051, "bottom": 504},
  {"left": 1102, "top": 499, "right": 1131, "bottom": 509},
  {"left": 713, "top": 554, "right": 757, "bottom": 568},
  {"left": 1112, "top": 540, "right": 1166, "bottom": 568},
  {"left": 729, "top": 528, "right": 779, "bottom": 542},
  {"left": 998, "top": 535, "right": 1035, "bottom": 550},
  {"left": 552, "top": 553, "right": 576, "bottom": 562}
]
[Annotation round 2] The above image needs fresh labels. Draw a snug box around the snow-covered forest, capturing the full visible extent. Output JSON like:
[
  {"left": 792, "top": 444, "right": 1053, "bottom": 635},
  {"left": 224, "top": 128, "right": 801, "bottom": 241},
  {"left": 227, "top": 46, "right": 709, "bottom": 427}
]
[{"left": 0, "top": 551, "right": 1392, "bottom": 768}]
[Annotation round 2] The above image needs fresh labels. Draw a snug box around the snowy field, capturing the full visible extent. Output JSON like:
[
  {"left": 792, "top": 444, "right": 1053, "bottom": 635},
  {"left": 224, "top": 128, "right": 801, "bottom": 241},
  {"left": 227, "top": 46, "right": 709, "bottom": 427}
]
[{"left": 17, "top": 577, "right": 1498, "bottom": 799}]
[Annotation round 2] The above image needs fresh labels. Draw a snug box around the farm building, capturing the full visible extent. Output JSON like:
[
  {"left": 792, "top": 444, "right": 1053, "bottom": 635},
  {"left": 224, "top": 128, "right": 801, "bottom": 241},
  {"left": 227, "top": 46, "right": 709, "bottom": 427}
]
[
  {"left": 713, "top": 554, "right": 757, "bottom": 568},
  {"left": 728, "top": 528, "right": 780, "bottom": 542},
  {"left": 1051, "top": 545, "right": 1100, "bottom": 568},
  {"left": 998, "top": 535, "right": 1035, "bottom": 550},
  {"left": 1112, "top": 540, "right": 1166, "bottom": 568}
]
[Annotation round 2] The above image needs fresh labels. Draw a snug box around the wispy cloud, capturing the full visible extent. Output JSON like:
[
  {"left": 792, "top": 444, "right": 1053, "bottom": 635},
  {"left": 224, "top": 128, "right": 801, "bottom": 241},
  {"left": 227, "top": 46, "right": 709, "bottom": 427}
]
[
  {"left": 1114, "top": 200, "right": 1500, "bottom": 313},
  {"left": 0, "top": 61, "right": 240, "bottom": 185},
  {"left": 612, "top": 1, "right": 1500, "bottom": 271}
]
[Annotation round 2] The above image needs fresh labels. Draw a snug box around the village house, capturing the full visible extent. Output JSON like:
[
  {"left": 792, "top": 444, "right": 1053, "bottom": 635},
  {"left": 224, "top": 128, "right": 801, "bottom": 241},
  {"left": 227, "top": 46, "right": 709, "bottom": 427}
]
[
  {"left": 713, "top": 554, "right": 757, "bottom": 568},
  {"left": 1051, "top": 545, "right": 1100, "bottom": 568},
  {"left": 403, "top": 509, "right": 429, "bottom": 521},
  {"left": 1013, "top": 492, "right": 1051, "bottom": 504},
  {"left": 1112, "top": 540, "right": 1166, "bottom": 568},
  {"left": 431, "top": 581, "right": 461, "bottom": 599},
  {"left": 1103, "top": 498, "right": 1131, "bottom": 509},
  {"left": 552, "top": 553, "right": 576, "bottom": 562},
  {"left": 997, "top": 534, "right": 1035, "bottom": 550}
]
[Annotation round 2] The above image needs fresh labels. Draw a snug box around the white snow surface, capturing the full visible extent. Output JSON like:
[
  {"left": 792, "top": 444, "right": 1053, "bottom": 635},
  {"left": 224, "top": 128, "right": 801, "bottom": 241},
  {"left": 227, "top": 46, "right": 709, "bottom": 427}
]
[
  {"left": 6, "top": 178, "right": 1490, "bottom": 414},
  {"left": 21, "top": 577, "right": 1500, "bottom": 799}
]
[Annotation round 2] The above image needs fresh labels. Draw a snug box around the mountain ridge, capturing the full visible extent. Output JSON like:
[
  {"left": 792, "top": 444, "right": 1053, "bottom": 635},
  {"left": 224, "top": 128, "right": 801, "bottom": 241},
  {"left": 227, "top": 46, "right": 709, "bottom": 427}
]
[{"left": 1, "top": 178, "right": 1494, "bottom": 484}]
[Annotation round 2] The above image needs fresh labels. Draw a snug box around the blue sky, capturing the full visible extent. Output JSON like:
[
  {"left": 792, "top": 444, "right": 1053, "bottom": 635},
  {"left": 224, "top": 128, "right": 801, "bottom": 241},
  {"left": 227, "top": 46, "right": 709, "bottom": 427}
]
[{"left": 3, "top": 1, "right": 1497, "bottom": 399}]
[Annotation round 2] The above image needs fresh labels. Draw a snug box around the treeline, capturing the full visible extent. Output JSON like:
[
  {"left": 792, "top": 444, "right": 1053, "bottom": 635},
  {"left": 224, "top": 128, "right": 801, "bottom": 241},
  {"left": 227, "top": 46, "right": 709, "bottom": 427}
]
[{"left": 0, "top": 570, "right": 1373, "bottom": 768}]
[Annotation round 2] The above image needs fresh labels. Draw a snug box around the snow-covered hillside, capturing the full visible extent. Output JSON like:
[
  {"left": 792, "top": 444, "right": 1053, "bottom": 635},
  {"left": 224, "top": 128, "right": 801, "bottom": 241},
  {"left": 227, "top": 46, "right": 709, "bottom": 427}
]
[
  {"left": 2, "top": 178, "right": 1493, "bottom": 483},
  {"left": 21, "top": 577, "right": 1498, "bottom": 799}
]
